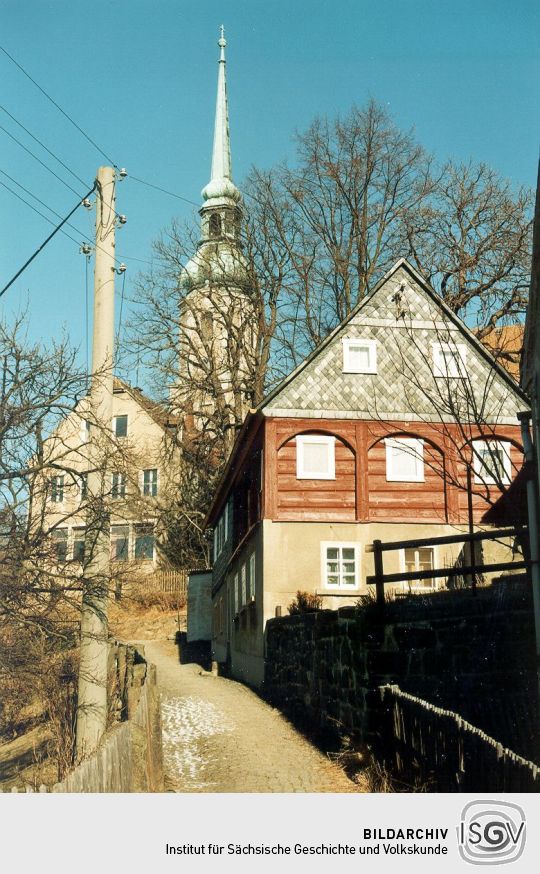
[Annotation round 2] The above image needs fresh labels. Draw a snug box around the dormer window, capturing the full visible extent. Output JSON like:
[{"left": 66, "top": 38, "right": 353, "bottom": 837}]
[
  {"left": 209, "top": 213, "right": 222, "bottom": 237},
  {"left": 342, "top": 339, "right": 377, "bottom": 374}
]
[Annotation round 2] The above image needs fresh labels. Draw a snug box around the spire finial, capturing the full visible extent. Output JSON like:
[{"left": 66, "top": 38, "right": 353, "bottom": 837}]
[
  {"left": 218, "top": 24, "right": 226, "bottom": 61},
  {"left": 201, "top": 25, "right": 241, "bottom": 205}
]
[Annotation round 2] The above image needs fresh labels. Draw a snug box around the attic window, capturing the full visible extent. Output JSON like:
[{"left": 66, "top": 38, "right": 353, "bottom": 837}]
[
  {"left": 342, "top": 339, "right": 377, "bottom": 374},
  {"left": 432, "top": 342, "right": 467, "bottom": 378},
  {"left": 113, "top": 415, "right": 128, "bottom": 438}
]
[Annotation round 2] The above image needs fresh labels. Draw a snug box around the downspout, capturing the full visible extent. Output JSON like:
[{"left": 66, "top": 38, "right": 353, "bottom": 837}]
[{"left": 517, "top": 409, "right": 540, "bottom": 731}]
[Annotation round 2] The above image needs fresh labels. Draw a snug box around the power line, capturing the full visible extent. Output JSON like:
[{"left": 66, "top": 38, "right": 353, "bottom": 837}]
[
  {"left": 0, "top": 43, "right": 244, "bottom": 222},
  {"left": 0, "top": 122, "right": 84, "bottom": 198},
  {"left": 0, "top": 103, "right": 91, "bottom": 189},
  {"left": 0, "top": 177, "right": 80, "bottom": 244},
  {"left": 0, "top": 183, "right": 96, "bottom": 297},
  {"left": 0, "top": 118, "right": 125, "bottom": 222},
  {"left": 0, "top": 43, "right": 117, "bottom": 168},
  {"left": 0, "top": 169, "right": 154, "bottom": 267},
  {"left": 129, "top": 174, "right": 200, "bottom": 207}
]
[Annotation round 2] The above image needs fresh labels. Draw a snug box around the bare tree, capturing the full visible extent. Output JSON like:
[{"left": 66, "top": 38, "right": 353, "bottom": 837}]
[
  {"left": 404, "top": 161, "right": 533, "bottom": 334},
  {"left": 125, "top": 99, "right": 532, "bottom": 566}
]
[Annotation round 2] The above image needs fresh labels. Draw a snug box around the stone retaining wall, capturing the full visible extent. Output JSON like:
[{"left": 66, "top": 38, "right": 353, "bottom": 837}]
[{"left": 264, "top": 583, "right": 539, "bottom": 762}]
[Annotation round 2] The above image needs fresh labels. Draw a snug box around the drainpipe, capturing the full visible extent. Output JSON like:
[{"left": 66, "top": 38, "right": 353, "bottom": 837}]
[{"left": 517, "top": 410, "right": 540, "bottom": 726}]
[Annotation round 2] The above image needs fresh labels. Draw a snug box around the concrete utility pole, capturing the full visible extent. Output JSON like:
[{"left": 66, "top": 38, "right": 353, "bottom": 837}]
[{"left": 76, "top": 166, "right": 116, "bottom": 758}]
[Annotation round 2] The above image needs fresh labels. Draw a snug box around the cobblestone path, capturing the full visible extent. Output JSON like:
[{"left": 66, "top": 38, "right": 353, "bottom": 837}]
[{"left": 141, "top": 639, "right": 361, "bottom": 793}]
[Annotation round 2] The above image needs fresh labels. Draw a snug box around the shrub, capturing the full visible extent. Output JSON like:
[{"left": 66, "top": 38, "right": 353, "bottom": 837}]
[{"left": 288, "top": 590, "right": 323, "bottom": 614}]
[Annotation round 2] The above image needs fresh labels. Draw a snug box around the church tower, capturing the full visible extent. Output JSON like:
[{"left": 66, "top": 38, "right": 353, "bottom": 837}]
[{"left": 179, "top": 27, "right": 256, "bottom": 448}]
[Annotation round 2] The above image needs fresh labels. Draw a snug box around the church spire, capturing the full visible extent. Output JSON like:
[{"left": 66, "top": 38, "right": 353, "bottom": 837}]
[{"left": 201, "top": 26, "right": 241, "bottom": 207}]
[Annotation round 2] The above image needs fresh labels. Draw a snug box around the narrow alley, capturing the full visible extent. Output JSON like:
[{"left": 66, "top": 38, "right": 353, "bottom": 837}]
[{"left": 141, "top": 640, "right": 362, "bottom": 793}]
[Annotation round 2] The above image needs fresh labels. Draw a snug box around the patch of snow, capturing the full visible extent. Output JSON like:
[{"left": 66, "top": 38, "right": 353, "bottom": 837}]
[{"left": 161, "top": 696, "right": 234, "bottom": 790}]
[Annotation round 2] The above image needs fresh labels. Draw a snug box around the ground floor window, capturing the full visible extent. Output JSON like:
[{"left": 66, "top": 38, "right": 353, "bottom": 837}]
[
  {"left": 321, "top": 542, "right": 359, "bottom": 588},
  {"left": 111, "top": 524, "right": 130, "bottom": 561},
  {"left": 249, "top": 552, "right": 256, "bottom": 601},
  {"left": 402, "top": 546, "right": 437, "bottom": 590},
  {"left": 72, "top": 527, "right": 86, "bottom": 562}
]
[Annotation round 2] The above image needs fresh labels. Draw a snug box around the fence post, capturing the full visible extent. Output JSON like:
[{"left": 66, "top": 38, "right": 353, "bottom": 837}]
[{"left": 373, "top": 539, "right": 385, "bottom": 608}]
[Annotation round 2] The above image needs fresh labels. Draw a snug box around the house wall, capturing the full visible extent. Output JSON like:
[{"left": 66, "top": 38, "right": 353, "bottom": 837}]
[
  {"left": 212, "top": 525, "right": 265, "bottom": 686},
  {"left": 187, "top": 571, "right": 213, "bottom": 642},
  {"left": 40, "top": 384, "right": 177, "bottom": 569},
  {"left": 264, "top": 417, "right": 524, "bottom": 526},
  {"left": 211, "top": 517, "right": 522, "bottom": 689}
]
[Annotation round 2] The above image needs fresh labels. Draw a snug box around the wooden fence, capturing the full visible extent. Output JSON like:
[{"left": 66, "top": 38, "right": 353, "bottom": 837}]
[
  {"left": 376, "top": 684, "right": 540, "bottom": 792},
  {"left": 144, "top": 569, "right": 187, "bottom": 595},
  {"left": 2, "top": 644, "right": 164, "bottom": 793},
  {"left": 366, "top": 526, "right": 529, "bottom": 606}
]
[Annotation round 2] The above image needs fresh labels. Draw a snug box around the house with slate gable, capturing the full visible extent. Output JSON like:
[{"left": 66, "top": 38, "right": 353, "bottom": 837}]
[{"left": 205, "top": 259, "right": 528, "bottom": 687}]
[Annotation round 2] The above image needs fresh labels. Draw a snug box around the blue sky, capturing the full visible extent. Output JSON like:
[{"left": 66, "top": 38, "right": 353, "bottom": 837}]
[{"left": 1, "top": 0, "right": 539, "bottom": 376}]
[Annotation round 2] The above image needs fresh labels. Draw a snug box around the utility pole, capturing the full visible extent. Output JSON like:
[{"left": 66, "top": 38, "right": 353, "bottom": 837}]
[{"left": 76, "top": 166, "right": 116, "bottom": 758}]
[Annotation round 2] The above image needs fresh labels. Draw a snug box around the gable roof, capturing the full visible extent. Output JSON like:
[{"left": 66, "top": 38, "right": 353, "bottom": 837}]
[
  {"left": 259, "top": 258, "right": 528, "bottom": 415},
  {"left": 205, "top": 258, "right": 529, "bottom": 528},
  {"left": 113, "top": 378, "right": 179, "bottom": 430}
]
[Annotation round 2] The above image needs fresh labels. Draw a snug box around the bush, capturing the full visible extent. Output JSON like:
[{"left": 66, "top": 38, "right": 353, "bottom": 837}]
[{"left": 288, "top": 590, "right": 323, "bottom": 614}]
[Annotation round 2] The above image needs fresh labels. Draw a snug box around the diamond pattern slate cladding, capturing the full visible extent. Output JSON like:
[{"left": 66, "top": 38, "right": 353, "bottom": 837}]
[{"left": 265, "top": 269, "right": 521, "bottom": 423}]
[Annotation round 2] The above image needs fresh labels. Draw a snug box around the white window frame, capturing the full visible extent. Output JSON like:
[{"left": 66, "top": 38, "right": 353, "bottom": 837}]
[
  {"left": 385, "top": 437, "right": 425, "bottom": 483},
  {"left": 400, "top": 545, "right": 439, "bottom": 592},
  {"left": 296, "top": 434, "right": 336, "bottom": 480},
  {"left": 213, "top": 502, "right": 229, "bottom": 560},
  {"left": 321, "top": 541, "right": 360, "bottom": 590},
  {"left": 50, "top": 475, "right": 64, "bottom": 504},
  {"left": 342, "top": 338, "right": 377, "bottom": 374},
  {"left": 133, "top": 522, "right": 155, "bottom": 562},
  {"left": 141, "top": 467, "right": 159, "bottom": 497},
  {"left": 110, "top": 523, "right": 130, "bottom": 562},
  {"left": 72, "top": 526, "right": 86, "bottom": 563},
  {"left": 241, "top": 563, "right": 247, "bottom": 607},
  {"left": 52, "top": 527, "right": 68, "bottom": 562},
  {"left": 249, "top": 552, "right": 256, "bottom": 602},
  {"left": 432, "top": 341, "right": 467, "bottom": 378},
  {"left": 111, "top": 472, "right": 126, "bottom": 499},
  {"left": 472, "top": 439, "right": 512, "bottom": 486}
]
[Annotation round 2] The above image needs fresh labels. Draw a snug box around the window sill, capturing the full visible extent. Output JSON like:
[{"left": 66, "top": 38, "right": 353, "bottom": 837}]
[{"left": 317, "top": 588, "right": 360, "bottom": 596}]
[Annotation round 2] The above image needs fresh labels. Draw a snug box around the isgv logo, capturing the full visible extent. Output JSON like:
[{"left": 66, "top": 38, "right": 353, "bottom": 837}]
[{"left": 458, "top": 801, "right": 526, "bottom": 865}]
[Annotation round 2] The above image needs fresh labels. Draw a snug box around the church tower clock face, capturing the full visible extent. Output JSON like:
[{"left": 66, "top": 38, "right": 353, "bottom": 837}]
[{"left": 177, "top": 28, "right": 257, "bottom": 444}]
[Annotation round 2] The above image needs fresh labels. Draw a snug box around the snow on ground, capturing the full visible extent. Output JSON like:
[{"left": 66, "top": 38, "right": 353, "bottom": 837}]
[{"left": 161, "top": 696, "right": 234, "bottom": 790}]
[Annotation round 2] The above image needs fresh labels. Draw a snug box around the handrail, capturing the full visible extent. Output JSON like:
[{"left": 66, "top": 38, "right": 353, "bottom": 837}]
[{"left": 365, "top": 525, "right": 525, "bottom": 553}]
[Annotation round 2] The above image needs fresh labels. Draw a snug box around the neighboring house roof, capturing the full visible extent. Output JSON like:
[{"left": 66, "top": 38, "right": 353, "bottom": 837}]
[
  {"left": 477, "top": 325, "right": 524, "bottom": 383},
  {"left": 205, "top": 259, "right": 528, "bottom": 526},
  {"left": 113, "top": 378, "right": 179, "bottom": 430}
]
